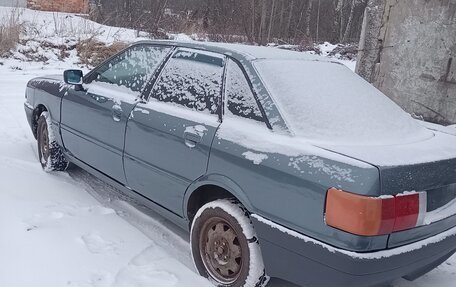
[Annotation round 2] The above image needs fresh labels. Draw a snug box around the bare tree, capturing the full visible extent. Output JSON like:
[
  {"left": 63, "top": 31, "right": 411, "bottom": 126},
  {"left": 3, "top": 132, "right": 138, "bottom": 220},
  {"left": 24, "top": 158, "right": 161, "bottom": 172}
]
[
  {"left": 336, "top": 0, "right": 345, "bottom": 42},
  {"left": 316, "top": 0, "right": 321, "bottom": 42},
  {"left": 305, "top": 0, "right": 313, "bottom": 40},
  {"left": 258, "top": 0, "right": 268, "bottom": 44},
  {"left": 278, "top": 0, "right": 285, "bottom": 38},
  {"left": 267, "top": 0, "right": 276, "bottom": 43},
  {"left": 286, "top": 0, "right": 294, "bottom": 39},
  {"left": 251, "top": 0, "right": 255, "bottom": 41},
  {"left": 342, "top": 0, "right": 356, "bottom": 42},
  {"left": 94, "top": 0, "right": 368, "bottom": 45}
]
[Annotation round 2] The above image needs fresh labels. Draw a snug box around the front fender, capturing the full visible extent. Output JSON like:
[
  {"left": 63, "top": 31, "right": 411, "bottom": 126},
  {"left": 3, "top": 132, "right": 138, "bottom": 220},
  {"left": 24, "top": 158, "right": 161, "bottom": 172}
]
[{"left": 27, "top": 76, "right": 68, "bottom": 146}]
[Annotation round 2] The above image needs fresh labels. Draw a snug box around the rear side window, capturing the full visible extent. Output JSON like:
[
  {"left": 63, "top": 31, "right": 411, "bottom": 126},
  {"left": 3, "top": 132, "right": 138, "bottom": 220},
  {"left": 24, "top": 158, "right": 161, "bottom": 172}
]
[
  {"left": 150, "top": 48, "right": 224, "bottom": 115},
  {"left": 87, "top": 45, "right": 171, "bottom": 94},
  {"left": 225, "top": 60, "right": 264, "bottom": 122}
]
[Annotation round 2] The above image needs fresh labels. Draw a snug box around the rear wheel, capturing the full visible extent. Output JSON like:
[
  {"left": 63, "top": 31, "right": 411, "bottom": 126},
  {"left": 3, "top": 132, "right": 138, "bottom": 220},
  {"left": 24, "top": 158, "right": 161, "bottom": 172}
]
[
  {"left": 191, "top": 199, "right": 269, "bottom": 287},
  {"left": 37, "top": 112, "right": 68, "bottom": 172}
]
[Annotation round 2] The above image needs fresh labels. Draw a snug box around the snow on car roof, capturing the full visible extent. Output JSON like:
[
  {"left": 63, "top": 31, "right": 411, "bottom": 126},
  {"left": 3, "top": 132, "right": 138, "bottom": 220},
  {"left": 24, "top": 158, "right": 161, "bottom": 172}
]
[
  {"left": 254, "top": 59, "right": 433, "bottom": 146},
  {"left": 134, "top": 40, "right": 334, "bottom": 62},
  {"left": 198, "top": 42, "right": 330, "bottom": 61}
]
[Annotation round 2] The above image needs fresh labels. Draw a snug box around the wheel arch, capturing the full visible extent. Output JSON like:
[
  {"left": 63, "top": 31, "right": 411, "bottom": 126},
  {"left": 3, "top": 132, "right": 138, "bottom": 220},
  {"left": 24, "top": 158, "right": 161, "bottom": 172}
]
[
  {"left": 31, "top": 104, "right": 49, "bottom": 139},
  {"left": 184, "top": 174, "right": 254, "bottom": 226}
]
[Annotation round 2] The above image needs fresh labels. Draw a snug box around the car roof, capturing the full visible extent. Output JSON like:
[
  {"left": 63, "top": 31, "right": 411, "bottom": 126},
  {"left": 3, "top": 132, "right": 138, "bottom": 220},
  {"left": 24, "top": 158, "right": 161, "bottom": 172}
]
[
  {"left": 132, "top": 39, "right": 341, "bottom": 134},
  {"left": 133, "top": 40, "right": 334, "bottom": 63}
]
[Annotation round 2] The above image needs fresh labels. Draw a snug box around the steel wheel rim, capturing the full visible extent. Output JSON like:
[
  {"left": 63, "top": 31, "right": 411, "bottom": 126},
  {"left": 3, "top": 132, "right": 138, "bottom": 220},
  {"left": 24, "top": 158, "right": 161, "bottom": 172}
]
[
  {"left": 199, "top": 217, "right": 243, "bottom": 284},
  {"left": 39, "top": 123, "right": 49, "bottom": 165}
]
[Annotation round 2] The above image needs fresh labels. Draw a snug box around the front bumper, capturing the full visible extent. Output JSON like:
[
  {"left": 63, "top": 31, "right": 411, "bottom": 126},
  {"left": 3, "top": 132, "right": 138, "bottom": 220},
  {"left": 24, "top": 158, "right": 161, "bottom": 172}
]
[
  {"left": 252, "top": 215, "right": 456, "bottom": 287},
  {"left": 24, "top": 102, "right": 34, "bottom": 131}
]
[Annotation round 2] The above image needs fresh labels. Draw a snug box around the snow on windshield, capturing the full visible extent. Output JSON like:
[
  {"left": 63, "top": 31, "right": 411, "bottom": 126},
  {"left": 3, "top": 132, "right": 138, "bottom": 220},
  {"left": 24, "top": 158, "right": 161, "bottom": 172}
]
[{"left": 254, "top": 60, "right": 433, "bottom": 145}]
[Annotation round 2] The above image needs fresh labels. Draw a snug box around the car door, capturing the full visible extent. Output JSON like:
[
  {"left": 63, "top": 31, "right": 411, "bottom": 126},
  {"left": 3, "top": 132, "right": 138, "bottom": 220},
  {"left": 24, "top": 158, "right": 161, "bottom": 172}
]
[
  {"left": 124, "top": 48, "right": 224, "bottom": 215},
  {"left": 60, "top": 44, "right": 172, "bottom": 183}
]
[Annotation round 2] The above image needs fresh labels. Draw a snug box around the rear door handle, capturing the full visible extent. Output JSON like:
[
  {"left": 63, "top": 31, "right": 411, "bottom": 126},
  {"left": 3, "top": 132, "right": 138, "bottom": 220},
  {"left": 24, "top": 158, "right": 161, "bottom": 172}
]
[
  {"left": 184, "top": 131, "right": 202, "bottom": 148},
  {"left": 112, "top": 105, "right": 123, "bottom": 122}
]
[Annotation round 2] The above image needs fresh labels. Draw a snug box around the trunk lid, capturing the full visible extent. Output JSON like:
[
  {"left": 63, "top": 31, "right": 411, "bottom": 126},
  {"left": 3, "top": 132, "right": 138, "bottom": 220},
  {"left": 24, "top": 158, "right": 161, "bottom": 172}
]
[
  {"left": 317, "top": 131, "right": 456, "bottom": 246},
  {"left": 317, "top": 131, "right": 456, "bottom": 194}
]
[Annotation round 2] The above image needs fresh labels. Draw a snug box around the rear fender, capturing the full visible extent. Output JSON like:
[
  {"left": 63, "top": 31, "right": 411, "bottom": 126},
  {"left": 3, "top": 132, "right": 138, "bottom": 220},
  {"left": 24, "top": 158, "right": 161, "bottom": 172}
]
[{"left": 183, "top": 173, "right": 254, "bottom": 220}]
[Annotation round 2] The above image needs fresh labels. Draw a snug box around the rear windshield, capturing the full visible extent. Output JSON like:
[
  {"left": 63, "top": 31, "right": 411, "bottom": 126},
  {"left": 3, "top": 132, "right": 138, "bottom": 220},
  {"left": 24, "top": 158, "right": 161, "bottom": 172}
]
[{"left": 254, "top": 60, "right": 433, "bottom": 145}]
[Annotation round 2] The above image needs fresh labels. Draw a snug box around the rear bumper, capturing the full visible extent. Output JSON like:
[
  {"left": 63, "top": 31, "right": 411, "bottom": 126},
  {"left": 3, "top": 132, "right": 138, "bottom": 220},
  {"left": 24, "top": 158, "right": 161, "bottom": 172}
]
[{"left": 252, "top": 215, "right": 456, "bottom": 287}]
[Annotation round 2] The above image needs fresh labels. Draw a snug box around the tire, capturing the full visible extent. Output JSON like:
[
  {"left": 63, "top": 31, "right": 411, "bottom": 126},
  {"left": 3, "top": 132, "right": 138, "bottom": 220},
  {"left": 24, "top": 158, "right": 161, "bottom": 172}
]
[
  {"left": 191, "top": 199, "right": 269, "bottom": 287},
  {"left": 37, "top": 112, "right": 69, "bottom": 172}
]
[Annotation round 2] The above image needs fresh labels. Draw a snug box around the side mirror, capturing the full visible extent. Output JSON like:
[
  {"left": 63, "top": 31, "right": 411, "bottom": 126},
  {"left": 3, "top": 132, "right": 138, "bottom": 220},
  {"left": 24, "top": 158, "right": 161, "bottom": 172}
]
[{"left": 64, "top": 69, "right": 84, "bottom": 85}]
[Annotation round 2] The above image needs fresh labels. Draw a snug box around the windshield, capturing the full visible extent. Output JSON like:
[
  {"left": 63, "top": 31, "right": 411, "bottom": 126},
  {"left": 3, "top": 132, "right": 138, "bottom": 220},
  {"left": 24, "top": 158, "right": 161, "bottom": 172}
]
[{"left": 254, "top": 59, "right": 433, "bottom": 145}]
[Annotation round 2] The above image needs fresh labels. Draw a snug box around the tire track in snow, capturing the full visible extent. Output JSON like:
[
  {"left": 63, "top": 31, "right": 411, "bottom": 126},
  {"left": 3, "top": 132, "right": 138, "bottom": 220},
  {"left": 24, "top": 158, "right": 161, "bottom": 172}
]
[{"left": 67, "top": 168, "right": 212, "bottom": 287}]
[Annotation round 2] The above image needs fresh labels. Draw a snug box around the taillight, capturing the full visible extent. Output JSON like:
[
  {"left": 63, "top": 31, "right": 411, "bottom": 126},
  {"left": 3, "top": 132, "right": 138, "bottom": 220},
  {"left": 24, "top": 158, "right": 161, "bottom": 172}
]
[{"left": 325, "top": 188, "right": 427, "bottom": 236}]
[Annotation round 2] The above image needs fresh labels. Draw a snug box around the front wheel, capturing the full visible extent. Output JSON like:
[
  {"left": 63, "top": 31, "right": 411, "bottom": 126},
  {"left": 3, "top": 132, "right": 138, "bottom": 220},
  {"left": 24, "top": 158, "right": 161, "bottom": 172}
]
[
  {"left": 37, "top": 112, "right": 68, "bottom": 172},
  {"left": 191, "top": 199, "right": 269, "bottom": 287}
]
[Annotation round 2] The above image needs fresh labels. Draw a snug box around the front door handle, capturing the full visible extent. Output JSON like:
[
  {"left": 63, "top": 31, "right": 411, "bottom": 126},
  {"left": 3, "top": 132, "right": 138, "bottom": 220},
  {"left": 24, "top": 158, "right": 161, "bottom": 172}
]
[
  {"left": 184, "top": 131, "right": 202, "bottom": 148},
  {"left": 91, "top": 94, "right": 108, "bottom": 103},
  {"left": 112, "top": 105, "right": 122, "bottom": 122}
]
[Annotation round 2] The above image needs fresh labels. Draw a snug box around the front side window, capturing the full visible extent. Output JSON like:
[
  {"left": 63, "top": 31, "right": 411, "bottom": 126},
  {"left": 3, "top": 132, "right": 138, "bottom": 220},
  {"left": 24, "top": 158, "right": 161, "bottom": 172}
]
[
  {"left": 225, "top": 59, "right": 264, "bottom": 122},
  {"left": 86, "top": 45, "right": 172, "bottom": 96},
  {"left": 150, "top": 48, "right": 224, "bottom": 115}
]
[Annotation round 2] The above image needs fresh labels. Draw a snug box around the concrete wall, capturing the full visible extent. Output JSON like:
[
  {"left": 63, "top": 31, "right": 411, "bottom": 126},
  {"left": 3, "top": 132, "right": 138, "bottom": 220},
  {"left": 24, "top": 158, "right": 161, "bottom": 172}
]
[
  {"left": 357, "top": 0, "right": 456, "bottom": 125},
  {"left": 0, "top": 0, "right": 26, "bottom": 7},
  {"left": 27, "top": 0, "right": 88, "bottom": 13}
]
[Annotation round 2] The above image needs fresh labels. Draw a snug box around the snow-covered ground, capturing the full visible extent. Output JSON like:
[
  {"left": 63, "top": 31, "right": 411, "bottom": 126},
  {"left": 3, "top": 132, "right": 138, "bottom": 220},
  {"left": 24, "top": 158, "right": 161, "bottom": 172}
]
[
  {"left": 1, "top": 7, "right": 455, "bottom": 287},
  {"left": 0, "top": 63, "right": 212, "bottom": 287}
]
